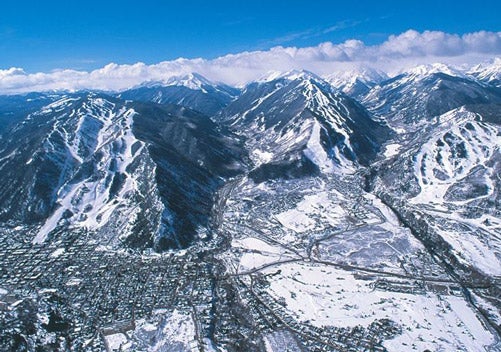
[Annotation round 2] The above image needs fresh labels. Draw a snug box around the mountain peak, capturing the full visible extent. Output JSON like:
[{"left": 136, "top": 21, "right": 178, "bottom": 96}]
[
  {"left": 402, "top": 63, "right": 465, "bottom": 79},
  {"left": 469, "top": 57, "right": 501, "bottom": 71},
  {"left": 165, "top": 72, "right": 214, "bottom": 89},
  {"left": 324, "top": 67, "right": 388, "bottom": 98},
  {"left": 136, "top": 72, "right": 215, "bottom": 91},
  {"left": 325, "top": 67, "right": 388, "bottom": 87},
  {"left": 257, "top": 69, "right": 323, "bottom": 84},
  {"left": 467, "top": 57, "right": 501, "bottom": 86}
]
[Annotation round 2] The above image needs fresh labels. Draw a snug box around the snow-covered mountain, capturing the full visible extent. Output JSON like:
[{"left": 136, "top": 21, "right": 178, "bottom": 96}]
[
  {"left": 368, "top": 105, "right": 501, "bottom": 281},
  {"left": 219, "top": 70, "right": 389, "bottom": 180},
  {"left": 468, "top": 58, "right": 501, "bottom": 87},
  {"left": 324, "top": 67, "right": 388, "bottom": 99},
  {"left": 0, "top": 93, "right": 246, "bottom": 250},
  {"left": 0, "top": 64, "right": 499, "bottom": 255},
  {"left": 119, "top": 72, "right": 239, "bottom": 115},
  {"left": 362, "top": 63, "right": 501, "bottom": 134},
  {"left": 359, "top": 64, "right": 501, "bottom": 284}
]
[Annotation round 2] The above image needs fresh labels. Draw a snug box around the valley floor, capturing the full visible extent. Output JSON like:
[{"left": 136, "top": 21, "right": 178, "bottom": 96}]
[{"left": 1, "top": 173, "right": 499, "bottom": 351}]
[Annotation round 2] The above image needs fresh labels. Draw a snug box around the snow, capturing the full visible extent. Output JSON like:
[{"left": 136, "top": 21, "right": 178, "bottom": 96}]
[
  {"left": 232, "top": 237, "right": 296, "bottom": 271},
  {"left": 402, "top": 63, "right": 465, "bottom": 80},
  {"left": 234, "top": 72, "right": 361, "bottom": 175},
  {"left": 276, "top": 210, "right": 315, "bottom": 233},
  {"left": 233, "top": 237, "right": 283, "bottom": 254},
  {"left": 162, "top": 310, "right": 196, "bottom": 343},
  {"left": 432, "top": 224, "right": 501, "bottom": 276},
  {"left": 40, "top": 96, "right": 79, "bottom": 114},
  {"left": 0, "top": 288, "right": 7, "bottom": 295},
  {"left": 411, "top": 109, "right": 500, "bottom": 205},
  {"left": 257, "top": 70, "right": 321, "bottom": 83},
  {"left": 467, "top": 57, "right": 501, "bottom": 85},
  {"left": 105, "top": 333, "right": 128, "bottom": 351},
  {"left": 251, "top": 149, "right": 274, "bottom": 166},
  {"left": 138, "top": 72, "right": 226, "bottom": 93},
  {"left": 129, "top": 309, "right": 197, "bottom": 351},
  {"left": 33, "top": 205, "right": 66, "bottom": 244},
  {"left": 263, "top": 262, "right": 496, "bottom": 352},
  {"left": 263, "top": 336, "right": 275, "bottom": 352},
  {"left": 395, "top": 108, "right": 501, "bottom": 276},
  {"left": 324, "top": 67, "right": 387, "bottom": 93},
  {"left": 383, "top": 143, "right": 401, "bottom": 158},
  {"left": 50, "top": 248, "right": 65, "bottom": 258},
  {"left": 275, "top": 191, "right": 345, "bottom": 233},
  {"left": 302, "top": 83, "right": 357, "bottom": 172},
  {"left": 39, "top": 288, "right": 57, "bottom": 294},
  {"left": 0, "top": 150, "right": 17, "bottom": 163},
  {"left": 65, "top": 278, "right": 82, "bottom": 286},
  {"left": 239, "top": 252, "right": 283, "bottom": 271},
  {"left": 304, "top": 120, "right": 334, "bottom": 173},
  {"left": 33, "top": 97, "right": 150, "bottom": 244},
  {"left": 365, "top": 193, "right": 400, "bottom": 227},
  {"left": 162, "top": 72, "right": 212, "bottom": 91}
]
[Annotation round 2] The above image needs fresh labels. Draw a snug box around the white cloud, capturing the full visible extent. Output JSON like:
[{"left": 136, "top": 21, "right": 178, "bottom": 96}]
[{"left": 1, "top": 30, "right": 500, "bottom": 94}]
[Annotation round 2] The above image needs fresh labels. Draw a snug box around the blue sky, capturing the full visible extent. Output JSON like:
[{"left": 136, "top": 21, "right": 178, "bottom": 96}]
[{"left": 1, "top": 0, "right": 500, "bottom": 72}]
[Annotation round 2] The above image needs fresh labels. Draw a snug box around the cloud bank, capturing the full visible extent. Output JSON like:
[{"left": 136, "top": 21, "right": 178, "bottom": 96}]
[{"left": 1, "top": 30, "right": 500, "bottom": 94}]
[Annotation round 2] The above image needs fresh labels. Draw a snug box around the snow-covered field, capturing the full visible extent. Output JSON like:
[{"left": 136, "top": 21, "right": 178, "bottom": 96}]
[
  {"left": 263, "top": 262, "right": 496, "bottom": 352},
  {"left": 275, "top": 191, "right": 348, "bottom": 233},
  {"left": 104, "top": 309, "right": 198, "bottom": 351},
  {"left": 232, "top": 237, "right": 297, "bottom": 271},
  {"left": 226, "top": 170, "right": 498, "bottom": 351}
]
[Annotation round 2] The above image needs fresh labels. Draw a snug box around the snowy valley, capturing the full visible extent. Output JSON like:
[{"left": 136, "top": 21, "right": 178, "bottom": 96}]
[{"left": 0, "top": 61, "right": 500, "bottom": 351}]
